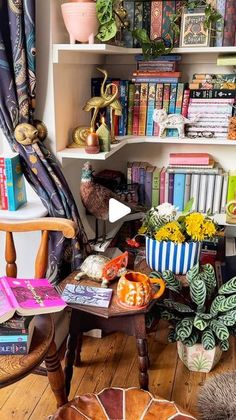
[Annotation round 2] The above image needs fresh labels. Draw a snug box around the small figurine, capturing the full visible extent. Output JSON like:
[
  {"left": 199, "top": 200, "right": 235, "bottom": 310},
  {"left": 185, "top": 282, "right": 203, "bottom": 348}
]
[
  {"left": 153, "top": 108, "right": 198, "bottom": 138},
  {"left": 75, "top": 251, "right": 128, "bottom": 287}
]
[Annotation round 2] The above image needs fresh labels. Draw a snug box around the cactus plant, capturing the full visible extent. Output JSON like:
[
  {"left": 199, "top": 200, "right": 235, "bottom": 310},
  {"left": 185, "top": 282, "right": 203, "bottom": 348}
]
[{"left": 151, "top": 263, "right": 236, "bottom": 352}]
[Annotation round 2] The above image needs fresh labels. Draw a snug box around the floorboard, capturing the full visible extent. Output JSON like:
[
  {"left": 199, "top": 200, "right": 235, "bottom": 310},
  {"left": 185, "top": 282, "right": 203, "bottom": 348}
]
[{"left": 0, "top": 322, "right": 235, "bottom": 420}]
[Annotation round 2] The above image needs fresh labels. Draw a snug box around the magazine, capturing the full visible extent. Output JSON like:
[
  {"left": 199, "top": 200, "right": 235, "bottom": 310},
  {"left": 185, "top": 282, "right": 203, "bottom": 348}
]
[
  {"left": 0, "top": 277, "right": 66, "bottom": 323},
  {"left": 61, "top": 284, "right": 113, "bottom": 309}
]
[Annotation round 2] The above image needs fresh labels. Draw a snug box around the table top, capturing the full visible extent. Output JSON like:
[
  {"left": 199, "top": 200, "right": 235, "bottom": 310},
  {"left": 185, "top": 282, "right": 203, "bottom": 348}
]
[{"left": 59, "top": 271, "right": 157, "bottom": 319}]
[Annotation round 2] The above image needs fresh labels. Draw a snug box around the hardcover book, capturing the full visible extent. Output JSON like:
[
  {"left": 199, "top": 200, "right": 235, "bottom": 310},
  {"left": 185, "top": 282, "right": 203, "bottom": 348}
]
[
  {"left": 169, "top": 153, "right": 211, "bottom": 165},
  {"left": 0, "top": 157, "right": 8, "bottom": 210},
  {"left": 146, "top": 83, "right": 156, "bottom": 136},
  {"left": 3, "top": 154, "right": 27, "bottom": 211},
  {"left": 61, "top": 284, "right": 113, "bottom": 308},
  {"left": 0, "top": 277, "right": 66, "bottom": 323},
  {"left": 223, "top": 0, "right": 236, "bottom": 46},
  {"left": 150, "top": 1, "right": 163, "bottom": 41}
]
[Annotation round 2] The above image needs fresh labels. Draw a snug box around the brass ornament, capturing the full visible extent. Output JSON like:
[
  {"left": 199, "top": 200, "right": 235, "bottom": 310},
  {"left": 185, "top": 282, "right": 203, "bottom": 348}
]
[
  {"left": 69, "top": 126, "right": 90, "bottom": 148},
  {"left": 33, "top": 119, "right": 48, "bottom": 141},
  {"left": 14, "top": 123, "right": 40, "bottom": 146}
]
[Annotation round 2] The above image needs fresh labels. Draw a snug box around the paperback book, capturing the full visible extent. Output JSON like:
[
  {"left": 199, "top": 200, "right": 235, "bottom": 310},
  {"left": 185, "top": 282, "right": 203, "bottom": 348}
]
[
  {"left": 0, "top": 277, "right": 66, "bottom": 323},
  {"left": 61, "top": 284, "right": 113, "bottom": 309}
]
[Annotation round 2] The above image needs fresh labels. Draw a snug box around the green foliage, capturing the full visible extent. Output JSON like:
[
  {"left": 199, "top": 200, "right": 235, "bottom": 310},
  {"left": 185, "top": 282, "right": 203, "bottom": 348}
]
[
  {"left": 96, "top": 0, "right": 117, "bottom": 42},
  {"left": 156, "top": 263, "right": 236, "bottom": 352}
]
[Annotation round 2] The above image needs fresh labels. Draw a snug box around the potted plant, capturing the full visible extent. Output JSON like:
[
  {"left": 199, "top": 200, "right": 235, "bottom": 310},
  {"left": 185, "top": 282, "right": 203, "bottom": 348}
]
[
  {"left": 139, "top": 201, "right": 217, "bottom": 274},
  {"left": 151, "top": 263, "right": 236, "bottom": 372}
]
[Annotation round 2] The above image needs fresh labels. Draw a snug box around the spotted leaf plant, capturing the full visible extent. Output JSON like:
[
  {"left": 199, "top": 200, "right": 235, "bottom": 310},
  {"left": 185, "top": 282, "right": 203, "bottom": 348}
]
[{"left": 151, "top": 263, "right": 236, "bottom": 352}]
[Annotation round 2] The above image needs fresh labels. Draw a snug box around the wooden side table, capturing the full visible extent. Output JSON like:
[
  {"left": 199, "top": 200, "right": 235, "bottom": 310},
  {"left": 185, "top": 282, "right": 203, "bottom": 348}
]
[{"left": 59, "top": 273, "right": 157, "bottom": 397}]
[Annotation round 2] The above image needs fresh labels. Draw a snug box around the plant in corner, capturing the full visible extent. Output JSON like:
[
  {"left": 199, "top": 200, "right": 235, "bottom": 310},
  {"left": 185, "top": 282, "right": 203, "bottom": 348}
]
[{"left": 151, "top": 263, "right": 236, "bottom": 372}]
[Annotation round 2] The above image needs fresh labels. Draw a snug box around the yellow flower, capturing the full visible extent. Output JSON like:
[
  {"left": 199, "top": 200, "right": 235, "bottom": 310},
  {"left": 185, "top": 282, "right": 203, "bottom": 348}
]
[
  {"left": 203, "top": 220, "right": 216, "bottom": 238},
  {"left": 155, "top": 222, "right": 185, "bottom": 243},
  {"left": 138, "top": 226, "right": 147, "bottom": 234}
]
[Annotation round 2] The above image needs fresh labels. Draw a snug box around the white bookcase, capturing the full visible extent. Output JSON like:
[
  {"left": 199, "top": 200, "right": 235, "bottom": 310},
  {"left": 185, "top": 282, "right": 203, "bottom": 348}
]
[{"left": 35, "top": 0, "right": 236, "bottom": 239}]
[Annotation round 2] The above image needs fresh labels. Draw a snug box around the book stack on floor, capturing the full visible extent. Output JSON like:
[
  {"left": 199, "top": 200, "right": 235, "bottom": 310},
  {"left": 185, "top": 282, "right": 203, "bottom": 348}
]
[
  {"left": 0, "top": 153, "right": 27, "bottom": 211},
  {"left": 127, "top": 153, "right": 230, "bottom": 214},
  {"left": 186, "top": 74, "right": 236, "bottom": 139},
  {"left": 0, "top": 276, "right": 66, "bottom": 355},
  {"left": 0, "top": 316, "right": 35, "bottom": 355}
]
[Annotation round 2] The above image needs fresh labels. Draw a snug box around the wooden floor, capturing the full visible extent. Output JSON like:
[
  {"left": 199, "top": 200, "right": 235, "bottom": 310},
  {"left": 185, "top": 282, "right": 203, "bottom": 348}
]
[{"left": 0, "top": 321, "right": 235, "bottom": 420}]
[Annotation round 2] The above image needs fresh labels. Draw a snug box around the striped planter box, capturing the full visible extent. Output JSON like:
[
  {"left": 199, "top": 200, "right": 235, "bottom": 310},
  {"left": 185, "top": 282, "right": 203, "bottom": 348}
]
[{"left": 146, "top": 238, "right": 201, "bottom": 275}]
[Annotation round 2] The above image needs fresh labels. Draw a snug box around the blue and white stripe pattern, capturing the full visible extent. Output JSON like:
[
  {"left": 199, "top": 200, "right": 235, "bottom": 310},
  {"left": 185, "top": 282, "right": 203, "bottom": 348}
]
[{"left": 146, "top": 238, "right": 201, "bottom": 275}]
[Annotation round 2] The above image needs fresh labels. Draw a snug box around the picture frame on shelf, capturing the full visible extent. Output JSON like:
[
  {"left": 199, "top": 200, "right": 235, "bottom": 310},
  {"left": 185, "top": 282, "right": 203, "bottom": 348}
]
[{"left": 180, "top": 9, "right": 210, "bottom": 48}]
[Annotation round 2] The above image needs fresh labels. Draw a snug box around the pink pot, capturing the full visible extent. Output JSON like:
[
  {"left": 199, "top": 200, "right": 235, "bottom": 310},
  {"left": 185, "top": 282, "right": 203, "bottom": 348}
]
[{"left": 61, "top": 2, "right": 99, "bottom": 44}]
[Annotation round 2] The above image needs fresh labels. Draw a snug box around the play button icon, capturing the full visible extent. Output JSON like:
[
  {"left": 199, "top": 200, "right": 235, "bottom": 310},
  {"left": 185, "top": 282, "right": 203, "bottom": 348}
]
[{"left": 109, "top": 198, "right": 131, "bottom": 223}]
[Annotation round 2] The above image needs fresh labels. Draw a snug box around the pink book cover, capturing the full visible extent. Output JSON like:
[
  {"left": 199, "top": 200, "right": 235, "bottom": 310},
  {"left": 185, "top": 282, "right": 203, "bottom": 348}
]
[
  {"left": 159, "top": 167, "right": 166, "bottom": 204},
  {"left": 0, "top": 277, "right": 66, "bottom": 322},
  {"left": 169, "top": 153, "right": 211, "bottom": 165},
  {"left": 182, "top": 89, "right": 190, "bottom": 117}
]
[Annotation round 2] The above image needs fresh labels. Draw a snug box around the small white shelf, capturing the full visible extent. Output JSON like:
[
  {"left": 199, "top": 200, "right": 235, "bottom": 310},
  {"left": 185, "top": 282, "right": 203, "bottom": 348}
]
[
  {"left": 0, "top": 199, "right": 48, "bottom": 220},
  {"left": 53, "top": 44, "right": 236, "bottom": 63},
  {"left": 57, "top": 136, "right": 236, "bottom": 161}
]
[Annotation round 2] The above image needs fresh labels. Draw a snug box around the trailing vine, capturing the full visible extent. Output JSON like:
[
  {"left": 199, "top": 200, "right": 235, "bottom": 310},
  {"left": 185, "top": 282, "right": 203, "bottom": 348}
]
[{"left": 96, "top": 0, "right": 223, "bottom": 59}]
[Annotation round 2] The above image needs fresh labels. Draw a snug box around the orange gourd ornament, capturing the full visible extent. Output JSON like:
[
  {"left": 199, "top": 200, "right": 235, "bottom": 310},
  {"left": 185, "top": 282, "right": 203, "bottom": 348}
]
[{"left": 117, "top": 271, "right": 165, "bottom": 309}]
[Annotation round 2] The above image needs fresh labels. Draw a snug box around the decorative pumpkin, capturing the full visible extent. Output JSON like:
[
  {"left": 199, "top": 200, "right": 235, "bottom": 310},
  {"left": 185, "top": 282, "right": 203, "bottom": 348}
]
[{"left": 117, "top": 271, "right": 165, "bottom": 309}]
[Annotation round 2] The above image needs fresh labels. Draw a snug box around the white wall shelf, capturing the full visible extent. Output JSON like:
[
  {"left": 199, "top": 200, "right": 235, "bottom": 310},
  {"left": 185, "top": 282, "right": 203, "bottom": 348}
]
[
  {"left": 53, "top": 44, "right": 236, "bottom": 64},
  {"left": 57, "top": 137, "right": 236, "bottom": 162},
  {"left": 0, "top": 199, "right": 47, "bottom": 221}
]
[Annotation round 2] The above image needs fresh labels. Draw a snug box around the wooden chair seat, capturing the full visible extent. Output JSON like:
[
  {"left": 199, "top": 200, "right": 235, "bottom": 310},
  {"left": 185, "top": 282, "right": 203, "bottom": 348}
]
[
  {"left": 0, "top": 314, "right": 53, "bottom": 386},
  {"left": 50, "top": 387, "right": 197, "bottom": 419}
]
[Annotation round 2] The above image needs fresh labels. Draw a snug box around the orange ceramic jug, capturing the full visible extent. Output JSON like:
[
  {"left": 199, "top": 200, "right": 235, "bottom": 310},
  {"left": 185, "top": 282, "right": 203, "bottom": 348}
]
[{"left": 117, "top": 271, "right": 165, "bottom": 309}]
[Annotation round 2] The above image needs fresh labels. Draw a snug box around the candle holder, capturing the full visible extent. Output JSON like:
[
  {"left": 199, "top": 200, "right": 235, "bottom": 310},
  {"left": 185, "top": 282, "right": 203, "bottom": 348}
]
[
  {"left": 85, "top": 128, "right": 100, "bottom": 154},
  {"left": 96, "top": 118, "right": 111, "bottom": 152}
]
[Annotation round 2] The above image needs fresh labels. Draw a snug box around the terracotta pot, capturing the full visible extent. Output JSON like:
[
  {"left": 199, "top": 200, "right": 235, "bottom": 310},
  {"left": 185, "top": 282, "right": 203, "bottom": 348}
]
[
  {"left": 61, "top": 2, "right": 99, "bottom": 44},
  {"left": 177, "top": 341, "right": 222, "bottom": 373},
  {"left": 117, "top": 271, "right": 165, "bottom": 309}
]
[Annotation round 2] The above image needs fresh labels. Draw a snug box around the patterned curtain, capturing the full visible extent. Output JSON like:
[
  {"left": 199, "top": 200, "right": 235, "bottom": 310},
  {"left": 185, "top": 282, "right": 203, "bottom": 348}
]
[{"left": 0, "top": 0, "right": 91, "bottom": 284}]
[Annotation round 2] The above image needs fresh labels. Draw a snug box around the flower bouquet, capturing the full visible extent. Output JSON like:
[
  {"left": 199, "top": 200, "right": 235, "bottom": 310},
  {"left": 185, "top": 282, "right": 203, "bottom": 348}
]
[{"left": 139, "top": 201, "right": 217, "bottom": 274}]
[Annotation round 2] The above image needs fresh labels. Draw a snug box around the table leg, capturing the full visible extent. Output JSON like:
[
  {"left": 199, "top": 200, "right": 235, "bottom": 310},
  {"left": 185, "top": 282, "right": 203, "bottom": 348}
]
[
  {"left": 64, "top": 332, "right": 78, "bottom": 397},
  {"left": 74, "top": 332, "right": 83, "bottom": 367},
  {"left": 133, "top": 314, "right": 149, "bottom": 390},
  {"left": 45, "top": 340, "right": 67, "bottom": 407}
]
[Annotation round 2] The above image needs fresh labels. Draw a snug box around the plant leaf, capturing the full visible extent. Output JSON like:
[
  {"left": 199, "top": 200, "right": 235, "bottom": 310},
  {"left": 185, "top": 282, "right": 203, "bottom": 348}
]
[
  {"left": 162, "top": 270, "right": 182, "bottom": 292},
  {"left": 182, "top": 330, "right": 199, "bottom": 347},
  {"left": 183, "top": 197, "right": 194, "bottom": 213},
  {"left": 132, "top": 28, "right": 150, "bottom": 44},
  {"left": 210, "top": 295, "right": 225, "bottom": 314},
  {"left": 194, "top": 315, "right": 209, "bottom": 331},
  {"left": 168, "top": 328, "right": 177, "bottom": 343},
  {"left": 176, "top": 318, "right": 194, "bottom": 341},
  {"left": 161, "top": 310, "right": 181, "bottom": 321},
  {"left": 96, "top": 20, "right": 117, "bottom": 42},
  {"left": 218, "top": 309, "right": 236, "bottom": 326},
  {"left": 190, "top": 276, "right": 207, "bottom": 307},
  {"left": 149, "top": 271, "right": 162, "bottom": 279},
  {"left": 163, "top": 299, "right": 194, "bottom": 313},
  {"left": 96, "top": 0, "right": 113, "bottom": 25},
  {"left": 217, "top": 295, "right": 236, "bottom": 312},
  {"left": 210, "top": 320, "right": 229, "bottom": 341},
  {"left": 186, "top": 263, "right": 199, "bottom": 283},
  {"left": 218, "top": 276, "right": 236, "bottom": 295},
  {"left": 202, "top": 264, "right": 217, "bottom": 296},
  {"left": 219, "top": 339, "right": 230, "bottom": 351},
  {"left": 201, "top": 328, "right": 216, "bottom": 350}
]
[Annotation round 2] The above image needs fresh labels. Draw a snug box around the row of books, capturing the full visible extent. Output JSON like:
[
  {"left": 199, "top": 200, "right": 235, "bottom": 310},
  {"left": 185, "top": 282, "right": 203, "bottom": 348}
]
[
  {"left": 123, "top": 0, "right": 236, "bottom": 48},
  {"left": 0, "top": 154, "right": 27, "bottom": 211},
  {"left": 0, "top": 316, "right": 35, "bottom": 355},
  {"left": 127, "top": 157, "right": 234, "bottom": 214}
]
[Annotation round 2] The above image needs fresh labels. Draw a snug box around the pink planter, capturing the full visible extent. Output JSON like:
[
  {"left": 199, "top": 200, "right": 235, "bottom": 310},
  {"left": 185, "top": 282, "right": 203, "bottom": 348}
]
[{"left": 61, "top": 2, "right": 98, "bottom": 44}]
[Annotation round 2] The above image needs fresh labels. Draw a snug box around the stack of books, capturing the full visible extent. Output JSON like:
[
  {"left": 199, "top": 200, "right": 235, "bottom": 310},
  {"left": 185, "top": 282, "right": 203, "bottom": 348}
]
[
  {"left": 0, "top": 316, "right": 35, "bottom": 355},
  {"left": 0, "top": 154, "right": 27, "bottom": 211}
]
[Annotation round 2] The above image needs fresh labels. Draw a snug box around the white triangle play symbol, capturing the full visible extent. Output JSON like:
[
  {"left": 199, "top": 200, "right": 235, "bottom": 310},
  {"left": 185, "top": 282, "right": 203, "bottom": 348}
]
[{"left": 109, "top": 198, "right": 131, "bottom": 223}]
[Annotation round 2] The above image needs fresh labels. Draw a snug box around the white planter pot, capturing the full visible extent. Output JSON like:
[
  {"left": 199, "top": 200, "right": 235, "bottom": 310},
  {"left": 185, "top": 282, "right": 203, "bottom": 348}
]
[
  {"left": 146, "top": 238, "right": 201, "bottom": 274},
  {"left": 177, "top": 341, "right": 222, "bottom": 373}
]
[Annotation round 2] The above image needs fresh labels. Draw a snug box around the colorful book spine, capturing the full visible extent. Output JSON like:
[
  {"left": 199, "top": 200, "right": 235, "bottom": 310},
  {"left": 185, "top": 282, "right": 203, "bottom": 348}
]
[
  {"left": 127, "top": 162, "right": 132, "bottom": 184},
  {"left": 184, "top": 174, "right": 191, "bottom": 206},
  {"left": 161, "top": 1, "right": 176, "bottom": 42},
  {"left": 118, "top": 80, "right": 129, "bottom": 136},
  {"left": 163, "top": 83, "right": 170, "bottom": 113},
  {"left": 223, "top": 0, "right": 236, "bottom": 46},
  {"left": 133, "top": 2, "right": 143, "bottom": 47},
  {"left": 159, "top": 167, "right": 166, "bottom": 204},
  {"left": 0, "top": 342, "right": 28, "bottom": 355},
  {"left": 168, "top": 172, "right": 174, "bottom": 204},
  {"left": 138, "top": 83, "right": 148, "bottom": 136},
  {"left": 190, "top": 89, "right": 236, "bottom": 99},
  {"left": 174, "top": 1, "right": 182, "bottom": 46},
  {"left": 145, "top": 166, "right": 155, "bottom": 208},
  {"left": 150, "top": 1, "right": 163, "bottom": 41},
  {"left": 111, "top": 80, "right": 120, "bottom": 136},
  {"left": 175, "top": 83, "right": 185, "bottom": 113},
  {"left": 142, "top": 0, "right": 151, "bottom": 36},
  {"left": 198, "top": 174, "right": 208, "bottom": 213},
  {"left": 131, "top": 162, "right": 141, "bottom": 184},
  {"left": 5, "top": 155, "right": 27, "bottom": 211},
  {"left": 190, "top": 174, "right": 200, "bottom": 211},
  {"left": 146, "top": 83, "right": 156, "bottom": 136},
  {"left": 168, "top": 83, "right": 177, "bottom": 136},
  {"left": 123, "top": 1, "right": 135, "bottom": 47},
  {"left": 205, "top": 175, "right": 216, "bottom": 213},
  {"left": 220, "top": 172, "right": 229, "bottom": 213},
  {"left": 132, "top": 84, "right": 141, "bottom": 135},
  {"left": 227, "top": 171, "right": 236, "bottom": 202},
  {"left": 152, "top": 167, "right": 161, "bottom": 207},
  {"left": 169, "top": 153, "right": 211, "bottom": 165},
  {"left": 139, "top": 164, "right": 148, "bottom": 205},
  {"left": 127, "top": 83, "right": 135, "bottom": 136},
  {"left": 0, "top": 157, "right": 8, "bottom": 210},
  {"left": 132, "top": 77, "right": 179, "bottom": 84},
  {"left": 153, "top": 83, "right": 164, "bottom": 136},
  {"left": 173, "top": 173, "right": 186, "bottom": 211},
  {"left": 215, "top": 0, "right": 226, "bottom": 47},
  {"left": 182, "top": 89, "right": 190, "bottom": 117},
  {"left": 164, "top": 171, "right": 169, "bottom": 202},
  {"left": 213, "top": 174, "right": 224, "bottom": 214}
]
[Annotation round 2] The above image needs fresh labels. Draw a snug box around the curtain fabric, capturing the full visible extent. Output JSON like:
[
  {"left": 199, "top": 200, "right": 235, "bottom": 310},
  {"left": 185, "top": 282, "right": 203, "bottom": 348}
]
[{"left": 0, "top": 0, "right": 91, "bottom": 284}]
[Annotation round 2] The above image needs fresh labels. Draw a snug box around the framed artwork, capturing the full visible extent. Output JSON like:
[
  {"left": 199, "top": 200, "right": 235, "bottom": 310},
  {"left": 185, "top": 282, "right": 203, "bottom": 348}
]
[{"left": 180, "top": 10, "right": 210, "bottom": 47}]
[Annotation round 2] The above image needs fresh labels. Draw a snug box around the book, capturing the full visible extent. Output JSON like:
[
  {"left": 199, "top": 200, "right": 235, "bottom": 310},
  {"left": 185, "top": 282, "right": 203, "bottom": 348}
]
[
  {"left": 220, "top": 172, "right": 229, "bottom": 213},
  {"left": 146, "top": 83, "right": 156, "bottom": 136},
  {"left": 135, "top": 54, "right": 182, "bottom": 62},
  {"left": 168, "top": 172, "right": 174, "bottom": 204},
  {"left": 169, "top": 153, "right": 211, "bottom": 165},
  {"left": 118, "top": 80, "right": 129, "bottom": 136},
  {"left": 217, "top": 56, "right": 236, "bottom": 66},
  {"left": 61, "top": 284, "right": 113, "bottom": 309},
  {"left": 0, "top": 156, "right": 8, "bottom": 210},
  {"left": 227, "top": 170, "right": 236, "bottom": 203},
  {"left": 150, "top": 1, "right": 163, "bottom": 41},
  {"left": 123, "top": 1, "right": 135, "bottom": 47},
  {"left": 223, "top": 0, "right": 236, "bottom": 46},
  {"left": 184, "top": 173, "right": 191, "bottom": 206},
  {"left": 138, "top": 83, "right": 148, "bottom": 136},
  {"left": 166, "top": 164, "right": 222, "bottom": 175},
  {"left": 0, "top": 317, "right": 35, "bottom": 354},
  {"left": 127, "top": 83, "right": 135, "bottom": 135},
  {"left": 142, "top": 0, "right": 151, "bottom": 36},
  {"left": 2, "top": 154, "right": 27, "bottom": 211},
  {"left": 151, "top": 167, "right": 161, "bottom": 207},
  {"left": 182, "top": 88, "right": 190, "bottom": 117},
  {"left": 190, "top": 174, "right": 200, "bottom": 211},
  {"left": 0, "top": 277, "right": 66, "bottom": 323},
  {"left": 145, "top": 166, "right": 155, "bottom": 208},
  {"left": 173, "top": 173, "right": 185, "bottom": 211},
  {"left": 162, "top": 0, "right": 175, "bottom": 42},
  {"left": 212, "top": 174, "right": 224, "bottom": 214},
  {"left": 1, "top": 314, "right": 33, "bottom": 330},
  {"left": 0, "top": 342, "right": 30, "bottom": 355},
  {"left": 198, "top": 174, "right": 208, "bottom": 213},
  {"left": 190, "top": 89, "right": 236, "bottom": 99},
  {"left": 153, "top": 83, "right": 164, "bottom": 136},
  {"left": 163, "top": 83, "right": 170, "bottom": 113},
  {"left": 205, "top": 174, "right": 216, "bottom": 213},
  {"left": 133, "top": 1, "right": 143, "bottom": 47},
  {"left": 132, "top": 83, "right": 141, "bottom": 135}
]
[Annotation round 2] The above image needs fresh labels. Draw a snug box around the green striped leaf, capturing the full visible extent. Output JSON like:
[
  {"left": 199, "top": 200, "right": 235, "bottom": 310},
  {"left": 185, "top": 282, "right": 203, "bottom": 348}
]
[
  {"left": 202, "top": 264, "right": 216, "bottom": 296},
  {"left": 163, "top": 299, "right": 194, "bottom": 313},
  {"left": 160, "top": 310, "right": 181, "bottom": 321},
  {"left": 194, "top": 315, "right": 209, "bottom": 331},
  {"left": 162, "top": 270, "right": 182, "bottom": 292},
  {"left": 196, "top": 312, "right": 214, "bottom": 320},
  {"left": 150, "top": 271, "right": 162, "bottom": 279},
  {"left": 219, "top": 339, "right": 230, "bottom": 351},
  {"left": 218, "top": 276, "right": 236, "bottom": 295},
  {"left": 210, "top": 295, "right": 225, "bottom": 314},
  {"left": 201, "top": 328, "right": 216, "bottom": 350},
  {"left": 217, "top": 295, "right": 236, "bottom": 312},
  {"left": 218, "top": 309, "right": 236, "bottom": 326},
  {"left": 182, "top": 330, "right": 199, "bottom": 347},
  {"left": 190, "top": 277, "right": 207, "bottom": 307},
  {"left": 168, "top": 328, "right": 177, "bottom": 343},
  {"left": 186, "top": 263, "right": 200, "bottom": 283},
  {"left": 210, "top": 320, "right": 229, "bottom": 341},
  {"left": 176, "top": 318, "right": 194, "bottom": 341}
]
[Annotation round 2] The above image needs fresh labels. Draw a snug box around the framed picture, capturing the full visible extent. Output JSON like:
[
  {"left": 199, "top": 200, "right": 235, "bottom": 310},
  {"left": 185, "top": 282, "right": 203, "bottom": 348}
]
[{"left": 180, "top": 10, "right": 210, "bottom": 47}]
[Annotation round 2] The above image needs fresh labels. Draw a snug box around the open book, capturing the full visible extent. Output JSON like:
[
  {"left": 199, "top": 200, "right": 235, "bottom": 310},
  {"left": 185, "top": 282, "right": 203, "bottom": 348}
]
[{"left": 0, "top": 277, "right": 66, "bottom": 323}]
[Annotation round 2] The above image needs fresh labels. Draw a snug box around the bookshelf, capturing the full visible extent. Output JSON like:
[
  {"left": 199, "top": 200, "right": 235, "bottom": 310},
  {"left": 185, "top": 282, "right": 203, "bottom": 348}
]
[{"left": 36, "top": 0, "right": 236, "bottom": 239}]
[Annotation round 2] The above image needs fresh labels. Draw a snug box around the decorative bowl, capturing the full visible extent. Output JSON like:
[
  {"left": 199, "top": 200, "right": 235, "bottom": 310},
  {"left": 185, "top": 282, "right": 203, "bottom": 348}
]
[{"left": 61, "top": 2, "right": 99, "bottom": 44}]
